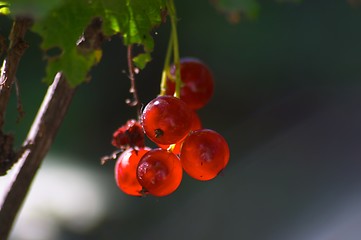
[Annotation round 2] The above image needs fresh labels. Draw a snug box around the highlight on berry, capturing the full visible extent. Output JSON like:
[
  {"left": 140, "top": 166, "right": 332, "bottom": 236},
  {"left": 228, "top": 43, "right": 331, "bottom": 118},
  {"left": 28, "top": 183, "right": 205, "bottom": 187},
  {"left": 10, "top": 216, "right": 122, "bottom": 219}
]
[{"left": 101, "top": 0, "right": 230, "bottom": 197}]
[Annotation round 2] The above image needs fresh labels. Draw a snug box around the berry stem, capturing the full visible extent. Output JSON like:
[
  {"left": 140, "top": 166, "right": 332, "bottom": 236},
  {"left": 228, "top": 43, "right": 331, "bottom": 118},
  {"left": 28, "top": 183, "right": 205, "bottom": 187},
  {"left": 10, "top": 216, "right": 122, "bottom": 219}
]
[
  {"left": 167, "top": 0, "right": 181, "bottom": 98},
  {"left": 160, "top": 30, "right": 173, "bottom": 96},
  {"left": 126, "top": 45, "right": 141, "bottom": 118}
]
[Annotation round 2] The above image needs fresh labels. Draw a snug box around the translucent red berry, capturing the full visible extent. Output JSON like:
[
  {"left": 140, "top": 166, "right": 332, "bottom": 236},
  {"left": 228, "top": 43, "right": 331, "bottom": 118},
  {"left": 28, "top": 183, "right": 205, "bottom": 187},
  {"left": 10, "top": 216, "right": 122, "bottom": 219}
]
[
  {"left": 180, "top": 129, "right": 229, "bottom": 181},
  {"left": 166, "top": 58, "right": 214, "bottom": 110},
  {"left": 188, "top": 110, "right": 202, "bottom": 130},
  {"left": 114, "top": 147, "right": 151, "bottom": 196},
  {"left": 137, "top": 148, "right": 183, "bottom": 197},
  {"left": 158, "top": 110, "right": 202, "bottom": 154},
  {"left": 112, "top": 119, "right": 144, "bottom": 149},
  {"left": 141, "top": 95, "right": 192, "bottom": 145}
]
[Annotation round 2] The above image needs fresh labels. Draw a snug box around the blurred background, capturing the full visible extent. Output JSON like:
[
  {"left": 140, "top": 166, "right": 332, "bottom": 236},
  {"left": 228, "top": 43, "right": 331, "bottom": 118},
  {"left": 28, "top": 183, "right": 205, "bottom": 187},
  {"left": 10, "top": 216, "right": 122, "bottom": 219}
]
[{"left": 2, "top": 0, "right": 361, "bottom": 239}]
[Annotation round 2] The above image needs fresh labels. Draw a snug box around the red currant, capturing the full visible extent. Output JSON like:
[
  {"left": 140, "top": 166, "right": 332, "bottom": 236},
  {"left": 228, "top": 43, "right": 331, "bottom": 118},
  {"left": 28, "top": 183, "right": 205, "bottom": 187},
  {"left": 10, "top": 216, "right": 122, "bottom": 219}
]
[
  {"left": 166, "top": 58, "right": 214, "bottom": 110},
  {"left": 180, "top": 129, "right": 229, "bottom": 181},
  {"left": 158, "top": 110, "right": 202, "bottom": 154},
  {"left": 141, "top": 95, "right": 192, "bottom": 145},
  {"left": 188, "top": 110, "right": 202, "bottom": 130},
  {"left": 137, "top": 148, "right": 183, "bottom": 197},
  {"left": 112, "top": 119, "right": 144, "bottom": 149},
  {"left": 114, "top": 147, "right": 151, "bottom": 196}
]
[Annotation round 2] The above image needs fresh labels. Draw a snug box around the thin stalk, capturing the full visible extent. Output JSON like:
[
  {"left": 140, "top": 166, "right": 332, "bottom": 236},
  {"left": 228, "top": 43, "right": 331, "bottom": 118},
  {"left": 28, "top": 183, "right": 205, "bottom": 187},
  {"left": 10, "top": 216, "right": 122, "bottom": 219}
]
[
  {"left": 167, "top": 0, "right": 181, "bottom": 98},
  {"left": 159, "top": 32, "right": 173, "bottom": 96},
  {"left": 126, "top": 45, "right": 141, "bottom": 118}
]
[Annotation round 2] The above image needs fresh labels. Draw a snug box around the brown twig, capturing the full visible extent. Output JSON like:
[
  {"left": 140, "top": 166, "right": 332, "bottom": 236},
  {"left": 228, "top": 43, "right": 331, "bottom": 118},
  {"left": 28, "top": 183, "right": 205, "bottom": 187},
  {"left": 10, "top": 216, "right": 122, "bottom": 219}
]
[
  {"left": 0, "top": 16, "right": 106, "bottom": 239},
  {"left": 0, "top": 73, "right": 76, "bottom": 239},
  {"left": 0, "top": 17, "right": 32, "bottom": 128},
  {"left": 126, "top": 45, "right": 141, "bottom": 118},
  {"left": 14, "top": 78, "right": 25, "bottom": 123},
  {"left": 0, "top": 17, "right": 32, "bottom": 176}
]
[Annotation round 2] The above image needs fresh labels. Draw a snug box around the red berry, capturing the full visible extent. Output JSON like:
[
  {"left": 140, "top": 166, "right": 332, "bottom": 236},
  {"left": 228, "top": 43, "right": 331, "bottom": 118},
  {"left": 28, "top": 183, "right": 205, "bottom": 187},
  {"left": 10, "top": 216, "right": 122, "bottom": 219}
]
[
  {"left": 114, "top": 147, "right": 151, "bottom": 196},
  {"left": 137, "top": 148, "right": 183, "bottom": 197},
  {"left": 141, "top": 95, "right": 192, "bottom": 145},
  {"left": 112, "top": 119, "right": 144, "bottom": 149},
  {"left": 188, "top": 110, "right": 202, "bottom": 130},
  {"left": 166, "top": 58, "right": 214, "bottom": 110},
  {"left": 158, "top": 110, "right": 202, "bottom": 154},
  {"left": 180, "top": 129, "right": 229, "bottom": 181}
]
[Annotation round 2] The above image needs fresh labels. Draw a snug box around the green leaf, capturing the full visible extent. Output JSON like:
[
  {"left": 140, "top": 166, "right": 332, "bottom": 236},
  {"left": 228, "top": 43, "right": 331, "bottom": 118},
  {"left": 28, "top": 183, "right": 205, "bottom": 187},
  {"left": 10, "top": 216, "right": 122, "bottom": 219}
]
[
  {"left": 15, "top": 0, "right": 166, "bottom": 86},
  {"left": 9, "top": 0, "right": 62, "bottom": 19},
  {"left": 122, "top": 0, "right": 164, "bottom": 51},
  {"left": 0, "top": 1, "right": 10, "bottom": 15},
  {"left": 46, "top": 48, "right": 100, "bottom": 86},
  {"left": 133, "top": 52, "right": 152, "bottom": 70},
  {"left": 31, "top": 0, "right": 97, "bottom": 86}
]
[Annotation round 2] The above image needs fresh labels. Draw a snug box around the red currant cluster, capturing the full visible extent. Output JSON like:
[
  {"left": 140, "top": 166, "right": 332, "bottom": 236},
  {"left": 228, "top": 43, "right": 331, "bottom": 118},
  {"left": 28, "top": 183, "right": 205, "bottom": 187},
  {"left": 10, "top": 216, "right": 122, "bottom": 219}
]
[{"left": 110, "top": 58, "right": 229, "bottom": 197}]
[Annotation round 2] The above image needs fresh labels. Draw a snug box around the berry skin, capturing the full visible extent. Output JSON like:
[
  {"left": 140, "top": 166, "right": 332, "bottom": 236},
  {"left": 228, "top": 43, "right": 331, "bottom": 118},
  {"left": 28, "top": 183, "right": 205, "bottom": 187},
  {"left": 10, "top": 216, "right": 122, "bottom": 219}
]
[
  {"left": 141, "top": 95, "right": 192, "bottom": 145},
  {"left": 112, "top": 119, "right": 144, "bottom": 149},
  {"left": 188, "top": 110, "right": 202, "bottom": 131},
  {"left": 158, "top": 110, "right": 202, "bottom": 154},
  {"left": 180, "top": 129, "right": 229, "bottom": 181},
  {"left": 137, "top": 148, "right": 183, "bottom": 197},
  {"left": 166, "top": 58, "right": 214, "bottom": 110},
  {"left": 114, "top": 147, "right": 151, "bottom": 196}
]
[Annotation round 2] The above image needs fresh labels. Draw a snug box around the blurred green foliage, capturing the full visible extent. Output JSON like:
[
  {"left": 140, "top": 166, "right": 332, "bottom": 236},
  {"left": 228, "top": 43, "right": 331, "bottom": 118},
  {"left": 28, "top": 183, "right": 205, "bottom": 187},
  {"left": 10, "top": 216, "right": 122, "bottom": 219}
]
[
  {"left": 6, "top": 0, "right": 167, "bottom": 86},
  {"left": 2, "top": 1, "right": 361, "bottom": 239},
  {"left": 2, "top": 0, "right": 360, "bottom": 161}
]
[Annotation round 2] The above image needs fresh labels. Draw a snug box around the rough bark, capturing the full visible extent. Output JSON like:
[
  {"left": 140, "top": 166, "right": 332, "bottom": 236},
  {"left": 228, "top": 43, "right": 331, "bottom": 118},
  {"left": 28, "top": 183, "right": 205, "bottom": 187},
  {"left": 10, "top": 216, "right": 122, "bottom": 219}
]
[
  {"left": 0, "top": 73, "right": 76, "bottom": 239},
  {"left": 0, "top": 17, "right": 32, "bottom": 176}
]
